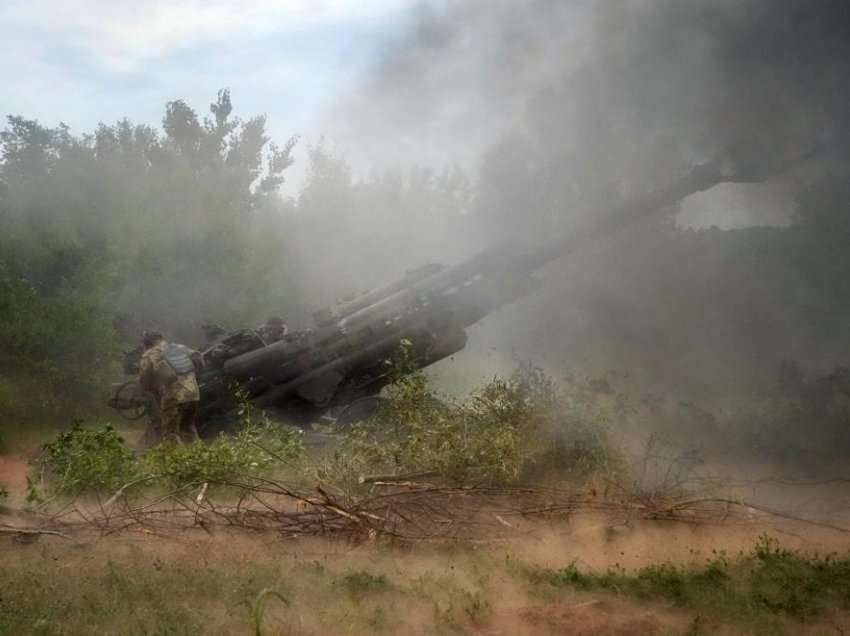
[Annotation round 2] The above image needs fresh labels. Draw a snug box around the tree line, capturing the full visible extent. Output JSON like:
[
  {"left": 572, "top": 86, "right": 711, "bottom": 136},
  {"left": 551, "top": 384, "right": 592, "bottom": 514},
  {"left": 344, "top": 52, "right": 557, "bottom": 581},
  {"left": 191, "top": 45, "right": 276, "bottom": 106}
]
[{"left": 2, "top": 89, "right": 849, "bottom": 430}]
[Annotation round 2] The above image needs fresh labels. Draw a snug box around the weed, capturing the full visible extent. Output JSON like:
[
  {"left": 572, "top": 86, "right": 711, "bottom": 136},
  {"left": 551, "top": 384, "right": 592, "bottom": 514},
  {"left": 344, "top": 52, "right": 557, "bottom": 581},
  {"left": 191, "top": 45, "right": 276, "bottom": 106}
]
[
  {"left": 25, "top": 474, "right": 44, "bottom": 504},
  {"left": 527, "top": 535, "right": 850, "bottom": 622},
  {"left": 31, "top": 421, "right": 138, "bottom": 497},
  {"left": 460, "top": 590, "right": 491, "bottom": 624},
  {"left": 0, "top": 482, "right": 8, "bottom": 500},
  {"left": 340, "top": 570, "right": 391, "bottom": 598},
  {"left": 248, "top": 588, "right": 289, "bottom": 636}
]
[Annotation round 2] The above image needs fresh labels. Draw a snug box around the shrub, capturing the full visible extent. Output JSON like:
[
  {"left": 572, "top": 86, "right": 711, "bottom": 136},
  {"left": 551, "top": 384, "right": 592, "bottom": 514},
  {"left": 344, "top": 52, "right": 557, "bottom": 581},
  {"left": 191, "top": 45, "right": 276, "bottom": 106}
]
[
  {"left": 342, "top": 374, "right": 530, "bottom": 484},
  {"left": 339, "top": 348, "right": 615, "bottom": 485},
  {"left": 31, "top": 417, "right": 304, "bottom": 499},
  {"left": 31, "top": 421, "right": 138, "bottom": 497},
  {"left": 515, "top": 363, "right": 619, "bottom": 480},
  {"left": 143, "top": 421, "right": 304, "bottom": 487}
]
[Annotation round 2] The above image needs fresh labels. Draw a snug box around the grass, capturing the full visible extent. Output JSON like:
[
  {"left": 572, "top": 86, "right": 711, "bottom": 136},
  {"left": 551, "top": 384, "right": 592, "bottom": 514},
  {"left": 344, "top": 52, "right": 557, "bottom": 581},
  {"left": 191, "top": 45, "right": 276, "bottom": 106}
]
[
  {"left": 525, "top": 534, "right": 850, "bottom": 625},
  {"left": 2, "top": 535, "right": 850, "bottom": 635},
  {"left": 0, "top": 537, "right": 495, "bottom": 636},
  {"left": 339, "top": 570, "right": 392, "bottom": 597}
]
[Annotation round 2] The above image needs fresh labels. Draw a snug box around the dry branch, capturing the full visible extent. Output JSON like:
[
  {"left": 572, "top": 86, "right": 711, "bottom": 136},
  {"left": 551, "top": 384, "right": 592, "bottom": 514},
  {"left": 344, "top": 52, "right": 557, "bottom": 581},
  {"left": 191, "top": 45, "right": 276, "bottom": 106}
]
[
  {"left": 0, "top": 524, "right": 72, "bottom": 539},
  {"left": 4, "top": 477, "right": 849, "bottom": 544}
]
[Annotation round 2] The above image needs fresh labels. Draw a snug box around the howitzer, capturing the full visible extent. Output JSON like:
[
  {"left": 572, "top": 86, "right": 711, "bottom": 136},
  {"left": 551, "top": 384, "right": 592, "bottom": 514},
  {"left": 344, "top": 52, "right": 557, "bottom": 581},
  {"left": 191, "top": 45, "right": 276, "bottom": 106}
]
[{"left": 110, "top": 146, "right": 813, "bottom": 430}]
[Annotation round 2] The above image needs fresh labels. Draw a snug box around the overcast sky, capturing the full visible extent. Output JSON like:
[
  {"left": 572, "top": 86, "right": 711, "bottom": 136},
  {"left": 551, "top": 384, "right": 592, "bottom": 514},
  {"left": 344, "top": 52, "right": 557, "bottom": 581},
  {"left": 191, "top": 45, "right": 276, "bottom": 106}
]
[{"left": 0, "top": 0, "right": 419, "bottom": 188}]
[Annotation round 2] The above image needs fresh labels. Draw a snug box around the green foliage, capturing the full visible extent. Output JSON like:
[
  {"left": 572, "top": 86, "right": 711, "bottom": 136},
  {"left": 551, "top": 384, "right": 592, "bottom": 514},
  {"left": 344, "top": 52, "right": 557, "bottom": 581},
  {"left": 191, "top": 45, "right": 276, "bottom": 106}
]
[
  {"left": 0, "top": 93, "right": 478, "bottom": 437},
  {"left": 0, "top": 252, "right": 119, "bottom": 424},
  {"left": 340, "top": 571, "right": 391, "bottom": 597},
  {"left": 515, "top": 364, "right": 620, "bottom": 479},
  {"left": 248, "top": 588, "right": 289, "bottom": 636},
  {"left": 342, "top": 376, "right": 528, "bottom": 484},
  {"left": 336, "top": 348, "right": 614, "bottom": 485},
  {"left": 0, "top": 482, "right": 8, "bottom": 501},
  {"left": 142, "top": 422, "right": 303, "bottom": 488},
  {"left": 31, "top": 416, "right": 303, "bottom": 499},
  {"left": 130, "top": 386, "right": 303, "bottom": 489},
  {"left": 31, "top": 422, "right": 137, "bottom": 497},
  {"left": 529, "top": 535, "right": 850, "bottom": 621},
  {"left": 0, "top": 92, "right": 300, "bottom": 431}
]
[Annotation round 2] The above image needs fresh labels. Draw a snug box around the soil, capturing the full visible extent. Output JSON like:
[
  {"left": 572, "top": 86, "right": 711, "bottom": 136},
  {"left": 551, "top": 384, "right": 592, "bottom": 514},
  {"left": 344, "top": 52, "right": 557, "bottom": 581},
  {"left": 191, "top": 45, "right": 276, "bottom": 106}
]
[
  {"left": 5, "top": 448, "right": 850, "bottom": 634},
  {"left": 0, "top": 453, "right": 29, "bottom": 492}
]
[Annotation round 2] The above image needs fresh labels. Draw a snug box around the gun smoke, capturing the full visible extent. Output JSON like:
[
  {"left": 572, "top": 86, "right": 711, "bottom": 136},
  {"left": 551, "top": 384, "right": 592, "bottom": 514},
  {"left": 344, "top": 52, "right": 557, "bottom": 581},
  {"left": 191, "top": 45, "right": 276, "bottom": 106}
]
[{"left": 321, "top": 0, "right": 850, "bottom": 400}]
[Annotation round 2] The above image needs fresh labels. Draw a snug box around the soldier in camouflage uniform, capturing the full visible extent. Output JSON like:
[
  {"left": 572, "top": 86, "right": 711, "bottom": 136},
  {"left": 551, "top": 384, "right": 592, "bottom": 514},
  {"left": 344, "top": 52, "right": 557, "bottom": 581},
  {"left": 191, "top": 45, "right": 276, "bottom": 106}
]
[
  {"left": 257, "top": 316, "right": 288, "bottom": 344},
  {"left": 138, "top": 331, "right": 204, "bottom": 443}
]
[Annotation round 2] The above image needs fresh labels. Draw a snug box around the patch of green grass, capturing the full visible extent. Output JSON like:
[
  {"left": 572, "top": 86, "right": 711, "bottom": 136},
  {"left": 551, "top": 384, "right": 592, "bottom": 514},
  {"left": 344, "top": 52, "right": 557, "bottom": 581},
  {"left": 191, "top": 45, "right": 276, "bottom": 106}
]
[
  {"left": 0, "top": 546, "right": 491, "bottom": 636},
  {"left": 340, "top": 570, "right": 392, "bottom": 597},
  {"left": 6, "top": 536, "right": 846, "bottom": 636},
  {"left": 526, "top": 535, "right": 850, "bottom": 622}
]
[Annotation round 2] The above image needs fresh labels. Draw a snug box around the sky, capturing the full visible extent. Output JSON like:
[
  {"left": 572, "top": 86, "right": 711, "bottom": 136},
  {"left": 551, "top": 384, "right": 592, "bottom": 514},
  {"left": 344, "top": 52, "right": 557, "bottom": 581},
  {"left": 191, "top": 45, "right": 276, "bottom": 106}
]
[
  {"left": 1, "top": 1, "right": 838, "bottom": 224},
  {"left": 0, "top": 0, "right": 420, "bottom": 188}
]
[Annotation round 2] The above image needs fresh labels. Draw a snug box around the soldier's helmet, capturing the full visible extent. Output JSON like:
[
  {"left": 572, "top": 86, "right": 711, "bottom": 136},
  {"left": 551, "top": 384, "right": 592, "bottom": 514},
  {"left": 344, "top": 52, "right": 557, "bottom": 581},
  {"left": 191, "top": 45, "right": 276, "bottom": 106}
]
[
  {"left": 142, "top": 330, "right": 164, "bottom": 348},
  {"left": 202, "top": 322, "right": 227, "bottom": 342},
  {"left": 265, "top": 316, "right": 285, "bottom": 327}
]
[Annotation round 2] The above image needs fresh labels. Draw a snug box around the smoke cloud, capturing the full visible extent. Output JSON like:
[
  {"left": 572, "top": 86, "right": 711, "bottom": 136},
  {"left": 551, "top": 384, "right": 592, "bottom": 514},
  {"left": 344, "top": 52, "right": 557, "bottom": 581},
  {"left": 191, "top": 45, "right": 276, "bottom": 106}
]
[
  {"left": 337, "top": 0, "right": 850, "bottom": 180},
  {"left": 322, "top": 0, "right": 850, "bottom": 395}
]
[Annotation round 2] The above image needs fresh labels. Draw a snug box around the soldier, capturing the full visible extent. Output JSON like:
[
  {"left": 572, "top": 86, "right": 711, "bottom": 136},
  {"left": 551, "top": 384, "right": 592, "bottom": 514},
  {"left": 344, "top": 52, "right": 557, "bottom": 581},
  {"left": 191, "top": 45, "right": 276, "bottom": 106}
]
[
  {"left": 257, "top": 316, "right": 288, "bottom": 344},
  {"left": 138, "top": 330, "right": 204, "bottom": 443},
  {"left": 201, "top": 322, "right": 227, "bottom": 344}
]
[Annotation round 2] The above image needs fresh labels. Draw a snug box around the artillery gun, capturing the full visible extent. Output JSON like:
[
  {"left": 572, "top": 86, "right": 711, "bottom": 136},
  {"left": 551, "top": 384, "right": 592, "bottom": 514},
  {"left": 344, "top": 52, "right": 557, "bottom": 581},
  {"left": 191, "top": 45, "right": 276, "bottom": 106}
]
[{"left": 109, "top": 146, "right": 808, "bottom": 431}]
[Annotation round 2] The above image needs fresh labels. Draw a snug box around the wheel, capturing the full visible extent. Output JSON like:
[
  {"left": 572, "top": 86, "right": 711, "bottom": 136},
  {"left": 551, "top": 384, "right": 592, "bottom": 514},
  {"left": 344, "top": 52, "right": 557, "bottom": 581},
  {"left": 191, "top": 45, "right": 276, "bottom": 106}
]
[{"left": 108, "top": 381, "right": 151, "bottom": 421}]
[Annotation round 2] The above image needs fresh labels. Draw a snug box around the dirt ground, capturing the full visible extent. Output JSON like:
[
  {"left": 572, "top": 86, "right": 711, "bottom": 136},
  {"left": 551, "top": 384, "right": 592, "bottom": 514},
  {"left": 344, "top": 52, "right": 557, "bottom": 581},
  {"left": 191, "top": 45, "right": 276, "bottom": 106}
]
[
  {"left": 3, "top": 509, "right": 850, "bottom": 635},
  {"left": 5, "top": 441, "right": 850, "bottom": 635}
]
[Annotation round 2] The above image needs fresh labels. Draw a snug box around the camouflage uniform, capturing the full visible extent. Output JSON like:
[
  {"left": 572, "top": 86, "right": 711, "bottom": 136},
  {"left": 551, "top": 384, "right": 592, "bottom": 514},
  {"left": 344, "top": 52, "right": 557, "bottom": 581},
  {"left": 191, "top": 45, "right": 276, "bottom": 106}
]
[
  {"left": 257, "top": 317, "right": 288, "bottom": 344},
  {"left": 138, "top": 341, "right": 201, "bottom": 443}
]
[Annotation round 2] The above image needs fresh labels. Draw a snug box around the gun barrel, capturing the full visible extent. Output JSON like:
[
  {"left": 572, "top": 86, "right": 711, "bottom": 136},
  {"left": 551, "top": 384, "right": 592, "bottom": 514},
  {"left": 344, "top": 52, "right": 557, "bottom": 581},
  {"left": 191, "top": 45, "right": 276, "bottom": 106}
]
[
  {"left": 212, "top": 152, "right": 797, "bottom": 409},
  {"left": 516, "top": 160, "right": 727, "bottom": 273}
]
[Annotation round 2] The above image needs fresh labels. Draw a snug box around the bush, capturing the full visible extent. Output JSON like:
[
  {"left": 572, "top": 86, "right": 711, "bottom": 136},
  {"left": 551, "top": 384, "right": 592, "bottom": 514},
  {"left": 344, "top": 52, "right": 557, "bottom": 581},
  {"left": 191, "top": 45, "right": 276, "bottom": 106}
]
[
  {"left": 344, "top": 378, "right": 529, "bottom": 483},
  {"left": 31, "top": 418, "right": 304, "bottom": 500},
  {"left": 338, "top": 349, "right": 615, "bottom": 485},
  {"left": 514, "top": 363, "right": 619, "bottom": 479},
  {"left": 142, "top": 421, "right": 303, "bottom": 488},
  {"left": 30, "top": 421, "right": 138, "bottom": 498}
]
